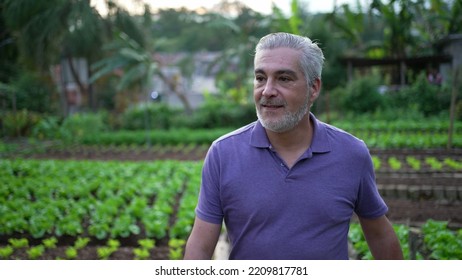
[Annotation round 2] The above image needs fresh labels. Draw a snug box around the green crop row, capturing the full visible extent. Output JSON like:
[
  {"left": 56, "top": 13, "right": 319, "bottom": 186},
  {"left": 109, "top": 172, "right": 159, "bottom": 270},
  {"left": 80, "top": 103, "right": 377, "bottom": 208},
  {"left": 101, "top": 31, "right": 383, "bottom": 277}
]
[
  {"left": 59, "top": 130, "right": 462, "bottom": 149},
  {"left": 1, "top": 159, "right": 461, "bottom": 260},
  {"left": 0, "top": 236, "right": 185, "bottom": 260},
  {"left": 79, "top": 127, "right": 461, "bottom": 149},
  {"left": 80, "top": 128, "right": 234, "bottom": 146},
  {"left": 0, "top": 159, "right": 202, "bottom": 242},
  {"left": 1, "top": 129, "right": 461, "bottom": 156},
  {"left": 371, "top": 156, "right": 462, "bottom": 171},
  {"left": 357, "top": 131, "right": 462, "bottom": 149},
  {"left": 349, "top": 220, "right": 462, "bottom": 260},
  {"left": 331, "top": 119, "right": 462, "bottom": 134}
]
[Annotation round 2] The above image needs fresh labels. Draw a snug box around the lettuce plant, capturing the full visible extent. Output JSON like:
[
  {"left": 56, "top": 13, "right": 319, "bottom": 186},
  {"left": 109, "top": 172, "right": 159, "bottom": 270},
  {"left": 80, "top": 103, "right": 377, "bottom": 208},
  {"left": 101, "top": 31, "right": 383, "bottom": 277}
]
[
  {"left": 0, "top": 246, "right": 14, "bottom": 259},
  {"left": 27, "top": 245, "right": 45, "bottom": 260}
]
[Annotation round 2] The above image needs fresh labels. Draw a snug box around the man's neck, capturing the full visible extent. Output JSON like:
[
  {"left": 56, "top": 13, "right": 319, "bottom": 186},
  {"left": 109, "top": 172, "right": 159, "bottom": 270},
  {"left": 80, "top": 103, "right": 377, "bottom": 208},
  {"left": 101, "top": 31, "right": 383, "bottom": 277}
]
[{"left": 265, "top": 115, "right": 314, "bottom": 167}]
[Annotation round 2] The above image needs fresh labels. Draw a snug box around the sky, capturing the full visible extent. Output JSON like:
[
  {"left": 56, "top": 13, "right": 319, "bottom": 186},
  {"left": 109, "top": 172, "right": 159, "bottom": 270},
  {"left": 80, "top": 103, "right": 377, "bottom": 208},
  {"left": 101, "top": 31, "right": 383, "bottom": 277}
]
[{"left": 91, "top": 0, "right": 364, "bottom": 16}]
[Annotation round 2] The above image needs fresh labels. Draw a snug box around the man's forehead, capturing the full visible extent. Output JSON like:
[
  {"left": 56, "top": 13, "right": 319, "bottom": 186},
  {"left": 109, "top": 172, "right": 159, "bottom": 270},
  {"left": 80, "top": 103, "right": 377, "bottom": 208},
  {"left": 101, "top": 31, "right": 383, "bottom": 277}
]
[
  {"left": 254, "top": 48, "right": 301, "bottom": 72},
  {"left": 254, "top": 68, "right": 298, "bottom": 77}
]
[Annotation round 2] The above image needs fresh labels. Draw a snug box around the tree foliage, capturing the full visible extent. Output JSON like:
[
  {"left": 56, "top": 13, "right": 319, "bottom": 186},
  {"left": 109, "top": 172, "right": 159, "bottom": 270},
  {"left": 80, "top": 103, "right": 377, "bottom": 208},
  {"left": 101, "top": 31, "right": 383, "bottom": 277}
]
[{"left": 0, "top": 0, "right": 460, "bottom": 116}]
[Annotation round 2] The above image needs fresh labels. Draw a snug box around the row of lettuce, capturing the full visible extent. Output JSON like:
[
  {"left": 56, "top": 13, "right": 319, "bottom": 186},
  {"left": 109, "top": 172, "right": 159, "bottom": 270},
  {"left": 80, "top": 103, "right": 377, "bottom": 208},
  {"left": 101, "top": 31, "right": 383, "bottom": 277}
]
[
  {"left": 2, "top": 108, "right": 462, "bottom": 149},
  {"left": 350, "top": 220, "right": 462, "bottom": 260},
  {"left": 1, "top": 158, "right": 461, "bottom": 259},
  {"left": 1, "top": 127, "right": 461, "bottom": 157},
  {"left": 0, "top": 236, "right": 185, "bottom": 260},
  {"left": 371, "top": 155, "right": 462, "bottom": 172},
  {"left": 80, "top": 128, "right": 461, "bottom": 149},
  {"left": 0, "top": 159, "right": 200, "bottom": 254}
]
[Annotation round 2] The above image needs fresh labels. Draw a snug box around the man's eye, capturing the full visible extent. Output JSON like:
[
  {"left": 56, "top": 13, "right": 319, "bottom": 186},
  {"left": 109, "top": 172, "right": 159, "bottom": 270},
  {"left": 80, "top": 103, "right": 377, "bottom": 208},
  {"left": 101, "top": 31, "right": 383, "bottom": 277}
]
[
  {"left": 255, "top": 76, "right": 265, "bottom": 82},
  {"left": 279, "top": 76, "right": 291, "bottom": 82}
]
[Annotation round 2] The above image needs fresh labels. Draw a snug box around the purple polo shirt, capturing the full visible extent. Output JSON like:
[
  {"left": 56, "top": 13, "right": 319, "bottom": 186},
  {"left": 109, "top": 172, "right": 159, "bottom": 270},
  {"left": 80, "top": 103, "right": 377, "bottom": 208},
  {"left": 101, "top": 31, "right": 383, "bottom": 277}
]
[{"left": 196, "top": 113, "right": 388, "bottom": 260}]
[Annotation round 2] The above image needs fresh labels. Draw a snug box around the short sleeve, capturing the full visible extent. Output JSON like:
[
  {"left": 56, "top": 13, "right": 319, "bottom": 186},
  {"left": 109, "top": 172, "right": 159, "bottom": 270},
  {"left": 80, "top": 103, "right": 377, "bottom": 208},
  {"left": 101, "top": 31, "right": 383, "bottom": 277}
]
[
  {"left": 195, "top": 142, "right": 224, "bottom": 224},
  {"left": 354, "top": 150, "right": 388, "bottom": 218}
]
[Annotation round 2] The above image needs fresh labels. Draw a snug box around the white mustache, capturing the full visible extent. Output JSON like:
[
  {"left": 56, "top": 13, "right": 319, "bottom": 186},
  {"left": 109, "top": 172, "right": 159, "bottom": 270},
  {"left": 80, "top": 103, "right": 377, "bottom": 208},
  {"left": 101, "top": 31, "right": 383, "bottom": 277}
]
[{"left": 259, "top": 97, "right": 286, "bottom": 106}]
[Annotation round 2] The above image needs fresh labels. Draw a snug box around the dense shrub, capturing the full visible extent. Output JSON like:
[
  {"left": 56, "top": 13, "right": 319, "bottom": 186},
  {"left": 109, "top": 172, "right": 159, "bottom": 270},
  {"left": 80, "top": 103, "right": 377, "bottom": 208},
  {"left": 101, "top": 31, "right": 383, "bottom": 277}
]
[
  {"left": 186, "top": 96, "right": 256, "bottom": 129},
  {"left": 333, "top": 75, "right": 385, "bottom": 114},
  {"left": 0, "top": 109, "right": 41, "bottom": 137},
  {"left": 330, "top": 73, "right": 451, "bottom": 119},
  {"left": 457, "top": 100, "right": 462, "bottom": 121},
  {"left": 121, "top": 102, "right": 181, "bottom": 130},
  {"left": 2, "top": 72, "right": 55, "bottom": 114},
  {"left": 398, "top": 73, "right": 451, "bottom": 117},
  {"left": 60, "top": 112, "right": 108, "bottom": 142},
  {"left": 31, "top": 116, "right": 63, "bottom": 140}
]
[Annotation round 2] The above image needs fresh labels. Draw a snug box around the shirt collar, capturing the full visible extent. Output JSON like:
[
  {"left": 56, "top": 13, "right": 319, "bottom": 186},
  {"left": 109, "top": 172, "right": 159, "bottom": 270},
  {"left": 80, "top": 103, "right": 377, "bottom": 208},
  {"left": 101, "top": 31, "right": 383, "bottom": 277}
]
[{"left": 250, "top": 112, "right": 331, "bottom": 153}]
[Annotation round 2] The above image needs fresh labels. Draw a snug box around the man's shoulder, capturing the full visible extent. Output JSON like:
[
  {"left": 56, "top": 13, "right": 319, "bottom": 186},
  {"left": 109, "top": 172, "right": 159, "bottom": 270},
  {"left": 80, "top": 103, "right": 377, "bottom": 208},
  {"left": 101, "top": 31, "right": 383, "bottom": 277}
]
[
  {"left": 318, "top": 120, "right": 369, "bottom": 151},
  {"left": 206, "top": 122, "right": 258, "bottom": 161},
  {"left": 213, "top": 121, "right": 257, "bottom": 144},
  {"left": 322, "top": 121, "right": 355, "bottom": 137}
]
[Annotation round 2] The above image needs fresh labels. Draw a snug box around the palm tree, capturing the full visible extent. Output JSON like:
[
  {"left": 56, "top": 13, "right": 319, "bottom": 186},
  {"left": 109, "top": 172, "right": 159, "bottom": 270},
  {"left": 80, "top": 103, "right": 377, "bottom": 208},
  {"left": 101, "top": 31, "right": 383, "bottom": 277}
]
[
  {"left": 326, "top": 3, "right": 368, "bottom": 56},
  {"left": 370, "top": 0, "right": 418, "bottom": 59},
  {"left": 90, "top": 31, "right": 193, "bottom": 114},
  {"left": 412, "top": 0, "right": 462, "bottom": 49},
  {"left": 269, "top": 0, "right": 304, "bottom": 34},
  {"left": 2, "top": 0, "right": 107, "bottom": 115},
  {"left": 205, "top": 2, "right": 269, "bottom": 104}
]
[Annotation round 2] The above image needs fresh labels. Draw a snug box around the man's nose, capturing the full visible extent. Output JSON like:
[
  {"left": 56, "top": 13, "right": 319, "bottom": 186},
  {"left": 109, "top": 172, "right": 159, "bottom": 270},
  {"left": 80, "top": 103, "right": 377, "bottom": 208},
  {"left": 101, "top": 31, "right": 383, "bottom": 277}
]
[{"left": 262, "top": 79, "right": 277, "bottom": 97}]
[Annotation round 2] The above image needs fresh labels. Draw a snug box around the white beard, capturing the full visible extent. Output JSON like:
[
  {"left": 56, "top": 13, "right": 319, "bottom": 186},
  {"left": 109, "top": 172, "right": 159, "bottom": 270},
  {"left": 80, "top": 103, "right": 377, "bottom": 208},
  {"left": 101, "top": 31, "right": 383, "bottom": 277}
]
[{"left": 256, "top": 93, "right": 310, "bottom": 133}]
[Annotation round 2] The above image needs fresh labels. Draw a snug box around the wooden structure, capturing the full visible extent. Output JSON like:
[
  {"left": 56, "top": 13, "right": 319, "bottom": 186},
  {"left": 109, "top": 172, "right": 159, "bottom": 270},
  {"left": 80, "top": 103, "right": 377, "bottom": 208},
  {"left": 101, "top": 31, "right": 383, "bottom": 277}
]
[
  {"left": 341, "top": 34, "right": 462, "bottom": 87},
  {"left": 341, "top": 55, "right": 452, "bottom": 86},
  {"left": 340, "top": 34, "right": 462, "bottom": 149}
]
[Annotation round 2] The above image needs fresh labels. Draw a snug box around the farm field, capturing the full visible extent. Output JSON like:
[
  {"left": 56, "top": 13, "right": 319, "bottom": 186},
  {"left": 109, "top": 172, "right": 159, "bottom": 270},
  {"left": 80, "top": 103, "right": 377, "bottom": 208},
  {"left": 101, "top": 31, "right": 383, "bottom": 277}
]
[
  {"left": 1, "top": 144, "right": 461, "bottom": 260},
  {"left": 1, "top": 156, "right": 201, "bottom": 260},
  {"left": 2, "top": 0, "right": 462, "bottom": 264},
  {"left": 370, "top": 148, "right": 462, "bottom": 226},
  {"left": 23, "top": 145, "right": 462, "bottom": 225}
]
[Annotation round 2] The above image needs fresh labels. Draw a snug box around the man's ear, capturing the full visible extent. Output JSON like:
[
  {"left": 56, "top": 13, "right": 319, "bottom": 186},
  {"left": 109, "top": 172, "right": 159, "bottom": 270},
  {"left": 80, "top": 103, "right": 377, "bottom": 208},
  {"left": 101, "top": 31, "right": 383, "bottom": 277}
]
[{"left": 309, "top": 78, "right": 322, "bottom": 104}]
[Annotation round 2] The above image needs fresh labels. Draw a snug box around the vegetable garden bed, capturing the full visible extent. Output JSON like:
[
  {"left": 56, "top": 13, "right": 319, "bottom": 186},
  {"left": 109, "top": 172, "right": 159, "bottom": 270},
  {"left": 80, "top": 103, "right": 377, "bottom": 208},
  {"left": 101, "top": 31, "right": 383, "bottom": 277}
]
[
  {"left": 1, "top": 143, "right": 461, "bottom": 259},
  {"left": 0, "top": 159, "right": 201, "bottom": 260}
]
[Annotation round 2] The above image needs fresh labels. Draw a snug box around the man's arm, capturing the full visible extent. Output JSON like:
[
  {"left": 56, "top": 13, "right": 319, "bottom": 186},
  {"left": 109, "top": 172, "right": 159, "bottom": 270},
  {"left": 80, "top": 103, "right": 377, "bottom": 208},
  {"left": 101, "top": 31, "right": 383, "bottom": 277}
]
[
  {"left": 358, "top": 215, "right": 404, "bottom": 259},
  {"left": 184, "top": 217, "right": 222, "bottom": 259}
]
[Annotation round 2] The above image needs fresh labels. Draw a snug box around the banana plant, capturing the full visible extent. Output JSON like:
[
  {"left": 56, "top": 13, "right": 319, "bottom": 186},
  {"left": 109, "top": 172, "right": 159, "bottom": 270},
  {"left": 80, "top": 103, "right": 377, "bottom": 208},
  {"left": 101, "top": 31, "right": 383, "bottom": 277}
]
[{"left": 90, "top": 31, "right": 192, "bottom": 114}]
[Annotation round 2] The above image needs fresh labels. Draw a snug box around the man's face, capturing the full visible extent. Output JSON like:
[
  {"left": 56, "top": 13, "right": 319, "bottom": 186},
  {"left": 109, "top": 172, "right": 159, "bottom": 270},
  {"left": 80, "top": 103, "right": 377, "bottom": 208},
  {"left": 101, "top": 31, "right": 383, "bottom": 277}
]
[{"left": 254, "top": 47, "right": 315, "bottom": 133}]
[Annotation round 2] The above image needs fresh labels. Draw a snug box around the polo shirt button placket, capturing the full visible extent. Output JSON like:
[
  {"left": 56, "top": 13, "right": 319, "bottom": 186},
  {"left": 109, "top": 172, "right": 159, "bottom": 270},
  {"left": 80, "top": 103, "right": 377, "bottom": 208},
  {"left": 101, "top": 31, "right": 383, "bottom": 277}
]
[{"left": 281, "top": 162, "right": 290, "bottom": 173}]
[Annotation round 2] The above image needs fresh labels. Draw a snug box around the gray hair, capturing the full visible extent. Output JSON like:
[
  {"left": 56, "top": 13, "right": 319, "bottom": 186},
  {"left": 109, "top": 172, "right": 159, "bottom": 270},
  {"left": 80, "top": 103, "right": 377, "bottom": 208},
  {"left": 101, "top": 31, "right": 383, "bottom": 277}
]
[{"left": 255, "top": 32, "right": 325, "bottom": 87}]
